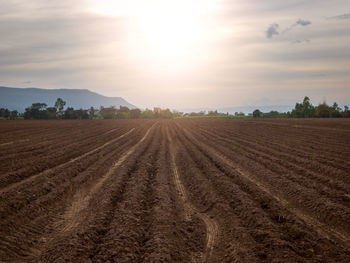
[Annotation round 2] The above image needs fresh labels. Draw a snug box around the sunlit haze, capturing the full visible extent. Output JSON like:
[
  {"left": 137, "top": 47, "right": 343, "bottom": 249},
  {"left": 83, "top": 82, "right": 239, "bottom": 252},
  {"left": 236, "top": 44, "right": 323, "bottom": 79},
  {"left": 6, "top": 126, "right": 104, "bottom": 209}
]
[{"left": 1, "top": 0, "right": 350, "bottom": 109}]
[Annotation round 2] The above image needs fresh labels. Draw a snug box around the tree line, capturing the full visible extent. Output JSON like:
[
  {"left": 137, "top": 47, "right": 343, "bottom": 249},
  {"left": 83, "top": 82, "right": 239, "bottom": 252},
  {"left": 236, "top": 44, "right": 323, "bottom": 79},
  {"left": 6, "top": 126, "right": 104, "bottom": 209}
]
[
  {"left": 0, "top": 108, "right": 19, "bottom": 120},
  {"left": 1, "top": 96, "right": 349, "bottom": 120},
  {"left": 253, "top": 97, "right": 350, "bottom": 118},
  {"left": 0, "top": 98, "right": 182, "bottom": 120}
]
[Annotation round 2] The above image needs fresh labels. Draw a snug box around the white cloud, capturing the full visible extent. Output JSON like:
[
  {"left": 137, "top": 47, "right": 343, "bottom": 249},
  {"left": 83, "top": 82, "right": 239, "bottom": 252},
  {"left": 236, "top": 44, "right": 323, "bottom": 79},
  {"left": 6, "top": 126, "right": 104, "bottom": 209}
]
[
  {"left": 328, "top": 13, "right": 350, "bottom": 19},
  {"left": 266, "top": 24, "right": 279, "bottom": 38},
  {"left": 296, "top": 19, "right": 311, "bottom": 26},
  {"left": 282, "top": 18, "right": 312, "bottom": 34}
]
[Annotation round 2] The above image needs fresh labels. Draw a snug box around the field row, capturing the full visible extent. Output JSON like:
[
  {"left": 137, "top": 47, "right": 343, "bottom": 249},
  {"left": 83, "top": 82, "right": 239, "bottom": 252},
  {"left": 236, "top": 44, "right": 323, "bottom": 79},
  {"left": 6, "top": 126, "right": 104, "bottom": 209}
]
[{"left": 0, "top": 119, "right": 349, "bottom": 262}]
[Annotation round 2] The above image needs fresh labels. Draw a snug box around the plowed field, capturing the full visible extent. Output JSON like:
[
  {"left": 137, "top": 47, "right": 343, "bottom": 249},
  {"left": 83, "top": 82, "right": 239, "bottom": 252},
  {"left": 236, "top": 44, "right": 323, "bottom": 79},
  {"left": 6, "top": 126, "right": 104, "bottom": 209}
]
[{"left": 0, "top": 119, "right": 349, "bottom": 262}]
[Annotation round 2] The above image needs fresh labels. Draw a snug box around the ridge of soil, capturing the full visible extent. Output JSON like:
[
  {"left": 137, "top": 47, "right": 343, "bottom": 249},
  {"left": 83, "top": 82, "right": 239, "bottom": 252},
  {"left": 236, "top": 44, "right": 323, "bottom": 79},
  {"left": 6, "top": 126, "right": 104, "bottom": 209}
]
[{"left": 0, "top": 119, "right": 349, "bottom": 262}]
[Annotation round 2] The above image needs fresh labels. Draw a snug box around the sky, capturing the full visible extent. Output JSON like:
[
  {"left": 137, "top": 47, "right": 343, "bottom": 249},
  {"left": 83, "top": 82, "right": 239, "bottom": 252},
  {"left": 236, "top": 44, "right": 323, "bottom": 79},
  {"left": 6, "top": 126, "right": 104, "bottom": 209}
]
[{"left": 0, "top": 0, "right": 350, "bottom": 109}]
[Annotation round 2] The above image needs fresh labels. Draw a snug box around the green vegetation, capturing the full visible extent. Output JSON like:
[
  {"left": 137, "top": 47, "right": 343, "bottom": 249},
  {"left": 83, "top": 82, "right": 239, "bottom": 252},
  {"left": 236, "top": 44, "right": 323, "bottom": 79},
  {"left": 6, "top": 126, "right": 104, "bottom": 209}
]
[
  {"left": 1, "top": 96, "right": 349, "bottom": 120},
  {"left": 253, "top": 109, "right": 262, "bottom": 118},
  {"left": 181, "top": 110, "right": 249, "bottom": 118},
  {"left": 99, "top": 106, "right": 174, "bottom": 119},
  {"left": 252, "top": 110, "right": 289, "bottom": 118},
  {"left": 3, "top": 98, "right": 180, "bottom": 120},
  {"left": 0, "top": 108, "right": 19, "bottom": 120},
  {"left": 54, "top": 98, "right": 66, "bottom": 116},
  {"left": 253, "top": 96, "right": 350, "bottom": 118}
]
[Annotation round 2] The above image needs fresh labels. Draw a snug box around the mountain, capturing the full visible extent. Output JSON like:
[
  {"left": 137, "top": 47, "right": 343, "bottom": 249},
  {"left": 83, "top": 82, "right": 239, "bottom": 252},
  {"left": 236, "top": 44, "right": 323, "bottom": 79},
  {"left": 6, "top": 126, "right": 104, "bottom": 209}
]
[
  {"left": 180, "top": 105, "right": 294, "bottom": 115},
  {"left": 219, "top": 105, "right": 294, "bottom": 114},
  {"left": 0, "top": 86, "right": 136, "bottom": 112}
]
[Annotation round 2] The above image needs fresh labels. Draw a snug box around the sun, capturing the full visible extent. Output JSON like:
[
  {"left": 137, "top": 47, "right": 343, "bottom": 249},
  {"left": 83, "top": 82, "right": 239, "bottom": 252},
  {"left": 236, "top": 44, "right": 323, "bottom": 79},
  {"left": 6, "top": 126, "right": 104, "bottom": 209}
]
[
  {"left": 87, "top": 0, "right": 219, "bottom": 71},
  {"left": 137, "top": 2, "right": 202, "bottom": 53}
]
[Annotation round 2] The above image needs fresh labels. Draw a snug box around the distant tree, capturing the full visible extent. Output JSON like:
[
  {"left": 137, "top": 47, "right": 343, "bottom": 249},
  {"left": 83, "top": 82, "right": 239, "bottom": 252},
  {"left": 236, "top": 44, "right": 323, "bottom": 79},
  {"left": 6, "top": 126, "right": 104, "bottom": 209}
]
[
  {"left": 302, "top": 96, "right": 315, "bottom": 117},
  {"left": 188, "top": 111, "right": 205, "bottom": 117},
  {"left": 208, "top": 110, "right": 219, "bottom": 116},
  {"left": 54, "top": 98, "right": 66, "bottom": 116},
  {"left": 88, "top": 106, "right": 97, "bottom": 119},
  {"left": 119, "top": 106, "right": 130, "bottom": 113},
  {"left": 172, "top": 110, "right": 183, "bottom": 118},
  {"left": 75, "top": 109, "right": 89, "bottom": 119},
  {"left": 153, "top": 107, "right": 161, "bottom": 118},
  {"left": 34, "top": 103, "right": 47, "bottom": 110},
  {"left": 130, "top": 108, "right": 141, "bottom": 119},
  {"left": 116, "top": 111, "right": 129, "bottom": 119},
  {"left": 24, "top": 103, "right": 48, "bottom": 119},
  {"left": 315, "top": 102, "right": 331, "bottom": 118},
  {"left": 116, "top": 106, "right": 130, "bottom": 119},
  {"left": 13, "top": 97, "right": 349, "bottom": 120},
  {"left": 291, "top": 96, "right": 315, "bottom": 118},
  {"left": 141, "top": 108, "right": 154, "bottom": 118},
  {"left": 0, "top": 108, "right": 10, "bottom": 119},
  {"left": 63, "top": 107, "right": 76, "bottom": 119},
  {"left": 262, "top": 111, "right": 287, "bottom": 118},
  {"left": 62, "top": 107, "right": 89, "bottom": 119},
  {"left": 160, "top": 108, "right": 172, "bottom": 118},
  {"left": 235, "top": 112, "right": 245, "bottom": 117},
  {"left": 330, "top": 102, "right": 342, "bottom": 118},
  {"left": 343, "top": 105, "right": 350, "bottom": 118},
  {"left": 253, "top": 109, "right": 262, "bottom": 118},
  {"left": 9, "top": 110, "right": 18, "bottom": 120},
  {"left": 0, "top": 108, "right": 20, "bottom": 120},
  {"left": 46, "top": 107, "right": 57, "bottom": 119},
  {"left": 99, "top": 106, "right": 117, "bottom": 119},
  {"left": 140, "top": 107, "right": 173, "bottom": 119}
]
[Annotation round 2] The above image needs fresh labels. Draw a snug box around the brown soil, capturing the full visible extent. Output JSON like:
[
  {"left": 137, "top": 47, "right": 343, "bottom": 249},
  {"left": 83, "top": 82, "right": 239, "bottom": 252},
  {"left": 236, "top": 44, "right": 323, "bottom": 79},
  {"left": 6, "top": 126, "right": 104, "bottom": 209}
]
[{"left": 0, "top": 119, "right": 349, "bottom": 262}]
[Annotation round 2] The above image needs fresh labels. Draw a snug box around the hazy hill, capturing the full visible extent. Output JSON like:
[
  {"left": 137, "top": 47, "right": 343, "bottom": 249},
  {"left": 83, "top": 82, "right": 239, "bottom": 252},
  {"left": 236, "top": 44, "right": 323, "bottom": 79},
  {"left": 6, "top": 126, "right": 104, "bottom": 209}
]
[
  {"left": 180, "top": 105, "right": 294, "bottom": 115},
  {"left": 219, "top": 105, "right": 294, "bottom": 114},
  {"left": 0, "top": 86, "right": 136, "bottom": 112}
]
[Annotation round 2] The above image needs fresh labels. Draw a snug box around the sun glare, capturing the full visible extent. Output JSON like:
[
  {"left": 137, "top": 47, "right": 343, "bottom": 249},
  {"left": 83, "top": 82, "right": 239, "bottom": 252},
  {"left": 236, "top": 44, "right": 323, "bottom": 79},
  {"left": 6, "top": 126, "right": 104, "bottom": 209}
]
[
  {"left": 87, "top": 0, "right": 220, "bottom": 71},
  {"left": 139, "top": 3, "right": 200, "bottom": 54}
]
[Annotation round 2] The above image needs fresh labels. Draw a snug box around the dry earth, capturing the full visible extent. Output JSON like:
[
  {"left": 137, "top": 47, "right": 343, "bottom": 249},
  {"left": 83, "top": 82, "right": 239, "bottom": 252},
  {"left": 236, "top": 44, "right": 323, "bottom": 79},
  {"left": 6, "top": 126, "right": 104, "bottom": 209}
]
[{"left": 0, "top": 119, "right": 350, "bottom": 262}]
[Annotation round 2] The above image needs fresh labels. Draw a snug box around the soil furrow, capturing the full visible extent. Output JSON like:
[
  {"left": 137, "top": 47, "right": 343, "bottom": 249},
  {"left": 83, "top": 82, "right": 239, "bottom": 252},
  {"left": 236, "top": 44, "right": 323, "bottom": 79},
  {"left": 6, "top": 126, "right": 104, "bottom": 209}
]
[
  {"left": 186, "top": 125, "right": 350, "bottom": 239},
  {"left": 61, "top": 124, "right": 153, "bottom": 233},
  {"left": 167, "top": 124, "right": 219, "bottom": 262},
  {"left": 0, "top": 128, "right": 135, "bottom": 193},
  {"left": 1, "top": 119, "right": 349, "bottom": 262},
  {"left": 196, "top": 124, "right": 350, "bottom": 187},
  {"left": 33, "top": 123, "right": 157, "bottom": 262},
  {"left": 179, "top": 123, "right": 350, "bottom": 247},
  {"left": 193, "top": 125, "right": 350, "bottom": 209},
  {"left": 0, "top": 125, "right": 149, "bottom": 261}
]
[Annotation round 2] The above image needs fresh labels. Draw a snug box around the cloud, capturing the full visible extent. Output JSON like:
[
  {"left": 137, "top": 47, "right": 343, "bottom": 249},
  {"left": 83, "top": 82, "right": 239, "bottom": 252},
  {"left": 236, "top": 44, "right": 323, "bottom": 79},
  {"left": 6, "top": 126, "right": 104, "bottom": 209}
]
[
  {"left": 282, "top": 18, "right": 312, "bottom": 34},
  {"left": 296, "top": 19, "right": 311, "bottom": 26},
  {"left": 292, "top": 39, "right": 310, "bottom": 44},
  {"left": 266, "top": 23, "right": 279, "bottom": 38},
  {"left": 1, "top": 0, "right": 350, "bottom": 108},
  {"left": 327, "top": 13, "right": 350, "bottom": 20}
]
